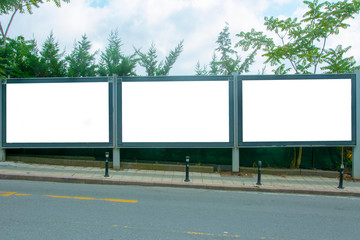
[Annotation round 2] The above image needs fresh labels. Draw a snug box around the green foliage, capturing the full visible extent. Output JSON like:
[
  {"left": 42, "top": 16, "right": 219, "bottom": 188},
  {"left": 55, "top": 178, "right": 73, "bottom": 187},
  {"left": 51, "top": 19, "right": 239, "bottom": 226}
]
[
  {"left": 98, "top": 30, "right": 137, "bottom": 77},
  {"left": 0, "top": 36, "right": 41, "bottom": 78},
  {"left": 135, "top": 42, "right": 158, "bottom": 76},
  {"left": 197, "top": 23, "right": 257, "bottom": 76},
  {"left": 194, "top": 61, "right": 207, "bottom": 75},
  {"left": 38, "top": 31, "right": 66, "bottom": 77},
  {"left": 209, "top": 53, "right": 219, "bottom": 75},
  {"left": 136, "top": 40, "right": 184, "bottom": 76},
  {"left": 0, "top": 0, "right": 69, "bottom": 15},
  {"left": 321, "top": 45, "right": 360, "bottom": 73},
  {"left": 236, "top": 0, "right": 360, "bottom": 74},
  {"left": 66, "top": 34, "right": 97, "bottom": 77}
]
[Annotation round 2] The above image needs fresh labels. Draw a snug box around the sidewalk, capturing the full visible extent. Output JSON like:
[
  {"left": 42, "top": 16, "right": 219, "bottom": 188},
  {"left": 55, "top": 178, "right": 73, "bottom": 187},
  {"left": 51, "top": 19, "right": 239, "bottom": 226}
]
[{"left": 1, "top": 161, "right": 359, "bottom": 197}]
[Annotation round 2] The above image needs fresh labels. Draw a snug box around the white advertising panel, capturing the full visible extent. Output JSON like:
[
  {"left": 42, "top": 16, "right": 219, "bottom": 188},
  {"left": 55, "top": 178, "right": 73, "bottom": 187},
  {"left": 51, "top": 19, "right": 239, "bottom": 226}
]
[
  {"left": 242, "top": 79, "right": 352, "bottom": 142},
  {"left": 6, "top": 82, "right": 109, "bottom": 143},
  {"left": 122, "top": 81, "right": 229, "bottom": 142}
]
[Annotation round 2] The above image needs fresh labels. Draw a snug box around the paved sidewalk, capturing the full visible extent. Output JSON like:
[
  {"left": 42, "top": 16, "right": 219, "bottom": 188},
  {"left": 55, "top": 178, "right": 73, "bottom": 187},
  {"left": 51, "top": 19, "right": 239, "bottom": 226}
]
[{"left": 1, "top": 161, "right": 359, "bottom": 197}]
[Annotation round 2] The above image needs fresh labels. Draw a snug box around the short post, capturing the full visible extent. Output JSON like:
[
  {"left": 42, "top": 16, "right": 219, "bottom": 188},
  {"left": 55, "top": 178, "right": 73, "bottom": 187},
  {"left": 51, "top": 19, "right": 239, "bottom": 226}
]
[
  {"left": 104, "top": 152, "right": 110, "bottom": 177},
  {"left": 256, "top": 161, "right": 262, "bottom": 186},
  {"left": 184, "top": 156, "right": 190, "bottom": 182},
  {"left": 338, "top": 164, "right": 344, "bottom": 189}
]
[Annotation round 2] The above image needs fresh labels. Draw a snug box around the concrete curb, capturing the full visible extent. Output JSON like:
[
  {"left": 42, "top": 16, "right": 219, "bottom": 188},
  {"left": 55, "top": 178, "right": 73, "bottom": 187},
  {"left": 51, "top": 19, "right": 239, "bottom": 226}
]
[{"left": 1, "top": 173, "right": 359, "bottom": 198}]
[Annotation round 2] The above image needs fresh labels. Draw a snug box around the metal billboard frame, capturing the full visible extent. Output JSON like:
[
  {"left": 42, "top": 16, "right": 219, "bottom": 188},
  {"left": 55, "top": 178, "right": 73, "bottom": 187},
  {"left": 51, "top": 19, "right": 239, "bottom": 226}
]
[
  {"left": 238, "top": 74, "right": 357, "bottom": 147},
  {"left": 1, "top": 77, "right": 114, "bottom": 148},
  {"left": 117, "top": 75, "right": 235, "bottom": 148}
]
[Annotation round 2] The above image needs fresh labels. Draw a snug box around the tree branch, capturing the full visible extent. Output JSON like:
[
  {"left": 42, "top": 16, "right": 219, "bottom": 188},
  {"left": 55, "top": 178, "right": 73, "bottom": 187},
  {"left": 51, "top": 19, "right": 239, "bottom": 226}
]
[
  {"left": 5, "top": 9, "right": 18, "bottom": 39},
  {"left": 313, "top": 36, "right": 327, "bottom": 74},
  {"left": 278, "top": 30, "right": 299, "bottom": 73},
  {"left": 0, "top": 22, "right": 5, "bottom": 40}
]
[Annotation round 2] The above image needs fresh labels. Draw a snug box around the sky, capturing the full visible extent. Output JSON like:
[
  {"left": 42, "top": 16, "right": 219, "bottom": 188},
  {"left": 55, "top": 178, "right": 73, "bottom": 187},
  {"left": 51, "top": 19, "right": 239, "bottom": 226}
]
[{"left": 2, "top": 0, "right": 360, "bottom": 75}]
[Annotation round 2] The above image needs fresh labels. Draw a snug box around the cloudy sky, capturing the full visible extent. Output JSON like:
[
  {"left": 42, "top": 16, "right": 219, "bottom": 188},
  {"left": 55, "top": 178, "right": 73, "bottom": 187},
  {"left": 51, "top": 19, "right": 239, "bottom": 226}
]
[{"left": 2, "top": 0, "right": 360, "bottom": 75}]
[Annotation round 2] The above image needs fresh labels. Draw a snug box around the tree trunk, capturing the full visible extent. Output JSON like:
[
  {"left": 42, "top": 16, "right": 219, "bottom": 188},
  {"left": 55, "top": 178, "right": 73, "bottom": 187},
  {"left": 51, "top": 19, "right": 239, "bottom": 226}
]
[
  {"left": 290, "top": 147, "right": 297, "bottom": 168},
  {"left": 296, "top": 147, "right": 303, "bottom": 168}
]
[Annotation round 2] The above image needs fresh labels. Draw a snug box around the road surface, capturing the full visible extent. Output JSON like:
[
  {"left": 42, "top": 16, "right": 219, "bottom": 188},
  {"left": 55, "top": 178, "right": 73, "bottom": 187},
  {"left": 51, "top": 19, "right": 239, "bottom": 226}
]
[{"left": 1, "top": 180, "right": 359, "bottom": 240}]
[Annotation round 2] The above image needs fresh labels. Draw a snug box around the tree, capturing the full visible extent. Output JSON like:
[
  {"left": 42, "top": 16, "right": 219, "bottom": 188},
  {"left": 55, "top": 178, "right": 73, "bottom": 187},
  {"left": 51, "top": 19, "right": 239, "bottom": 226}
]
[
  {"left": 135, "top": 40, "right": 184, "bottom": 76},
  {"left": 0, "top": 35, "right": 41, "bottom": 78},
  {"left": 0, "top": 0, "right": 70, "bottom": 46},
  {"left": 66, "top": 34, "right": 97, "bottom": 77},
  {"left": 196, "top": 23, "right": 257, "bottom": 76},
  {"left": 236, "top": 0, "right": 360, "bottom": 168},
  {"left": 194, "top": 61, "right": 207, "bottom": 76},
  {"left": 236, "top": 0, "right": 360, "bottom": 75},
  {"left": 209, "top": 53, "right": 219, "bottom": 75},
  {"left": 321, "top": 45, "right": 359, "bottom": 73},
  {"left": 98, "top": 30, "right": 137, "bottom": 77},
  {"left": 38, "top": 31, "right": 66, "bottom": 77}
]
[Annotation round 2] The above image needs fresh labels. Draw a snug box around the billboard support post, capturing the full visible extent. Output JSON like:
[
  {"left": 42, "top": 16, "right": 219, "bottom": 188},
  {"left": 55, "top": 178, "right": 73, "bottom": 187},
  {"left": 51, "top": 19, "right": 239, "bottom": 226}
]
[
  {"left": 353, "top": 70, "right": 360, "bottom": 179},
  {"left": 112, "top": 75, "right": 121, "bottom": 170},
  {"left": 0, "top": 79, "right": 4, "bottom": 162},
  {"left": 232, "top": 73, "right": 239, "bottom": 172}
]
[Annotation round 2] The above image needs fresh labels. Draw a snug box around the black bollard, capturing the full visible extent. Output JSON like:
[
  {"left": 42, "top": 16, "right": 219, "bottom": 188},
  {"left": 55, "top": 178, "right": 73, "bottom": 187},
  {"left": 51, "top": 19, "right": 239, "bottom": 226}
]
[
  {"left": 256, "top": 161, "right": 262, "bottom": 186},
  {"left": 184, "top": 156, "right": 190, "bottom": 182},
  {"left": 104, "top": 152, "right": 110, "bottom": 177},
  {"left": 338, "top": 164, "right": 344, "bottom": 189}
]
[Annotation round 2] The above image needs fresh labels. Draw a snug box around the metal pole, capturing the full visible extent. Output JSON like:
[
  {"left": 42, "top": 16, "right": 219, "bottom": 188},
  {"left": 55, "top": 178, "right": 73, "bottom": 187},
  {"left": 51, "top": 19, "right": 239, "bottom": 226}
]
[
  {"left": 353, "top": 70, "right": 360, "bottom": 179},
  {"left": 184, "top": 156, "right": 190, "bottom": 182},
  {"left": 256, "top": 161, "right": 262, "bottom": 186},
  {"left": 104, "top": 152, "right": 110, "bottom": 177},
  {"left": 112, "top": 75, "right": 121, "bottom": 170},
  {"left": 0, "top": 79, "right": 4, "bottom": 162},
  {"left": 232, "top": 73, "right": 240, "bottom": 172},
  {"left": 338, "top": 164, "right": 344, "bottom": 189}
]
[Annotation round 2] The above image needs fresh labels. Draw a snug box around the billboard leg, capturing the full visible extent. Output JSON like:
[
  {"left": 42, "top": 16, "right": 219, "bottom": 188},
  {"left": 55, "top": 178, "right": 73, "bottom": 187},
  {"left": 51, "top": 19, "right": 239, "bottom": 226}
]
[
  {"left": 113, "top": 148, "right": 120, "bottom": 170},
  {"left": 0, "top": 149, "right": 5, "bottom": 162},
  {"left": 353, "top": 147, "right": 360, "bottom": 179},
  {"left": 232, "top": 147, "right": 239, "bottom": 172},
  {"left": 354, "top": 70, "right": 360, "bottom": 179}
]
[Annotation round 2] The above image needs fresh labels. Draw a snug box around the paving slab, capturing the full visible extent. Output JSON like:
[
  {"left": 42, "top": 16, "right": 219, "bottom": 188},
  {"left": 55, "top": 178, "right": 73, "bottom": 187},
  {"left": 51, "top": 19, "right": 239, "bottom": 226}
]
[{"left": 0, "top": 161, "right": 360, "bottom": 197}]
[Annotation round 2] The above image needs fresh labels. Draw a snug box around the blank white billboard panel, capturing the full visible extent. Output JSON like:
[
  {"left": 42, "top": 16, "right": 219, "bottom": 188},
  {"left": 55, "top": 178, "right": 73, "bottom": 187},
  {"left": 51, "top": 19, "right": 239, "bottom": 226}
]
[
  {"left": 6, "top": 82, "right": 109, "bottom": 143},
  {"left": 242, "top": 79, "right": 352, "bottom": 142},
  {"left": 122, "top": 81, "right": 229, "bottom": 142}
]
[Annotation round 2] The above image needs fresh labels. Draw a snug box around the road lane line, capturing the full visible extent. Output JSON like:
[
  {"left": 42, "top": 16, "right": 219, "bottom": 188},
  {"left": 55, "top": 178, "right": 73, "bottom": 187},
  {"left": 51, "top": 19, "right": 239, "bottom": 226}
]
[
  {"left": 43, "top": 195, "right": 72, "bottom": 199},
  {"left": 2, "top": 192, "right": 138, "bottom": 203},
  {"left": 187, "top": 231, "right": 215, "bottom": 236},
  {"left": 0, "top": 191, "right": 17, "bottom": 196},
  {"left": 73, "top": 197, "right": 95, "bottom": 200},
  {"left": 42, "top": 194, "right": 138, "bottom": 203},
  {"left": 101, "top": 198, "right": 138, "bottom": 203}
]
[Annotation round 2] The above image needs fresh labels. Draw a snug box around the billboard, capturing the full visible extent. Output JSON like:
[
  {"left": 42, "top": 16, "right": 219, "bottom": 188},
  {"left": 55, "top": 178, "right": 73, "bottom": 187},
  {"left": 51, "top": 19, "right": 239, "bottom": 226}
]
[
  {"left": 0, "top": 74, "right": 356, "bottom": 149},
  {"left": 120, "top": 77, "right": 232, "bottom": 147},
  {"left": 2, "top": 79, "right": 112, "bottom": 147},
  {"left": 240, "top": 76, "right": 355, "bottom": 146}
]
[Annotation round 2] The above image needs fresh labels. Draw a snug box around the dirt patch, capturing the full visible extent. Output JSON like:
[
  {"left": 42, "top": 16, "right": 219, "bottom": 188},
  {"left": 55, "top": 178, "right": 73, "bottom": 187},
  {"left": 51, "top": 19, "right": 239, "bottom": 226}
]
[{"left": 220, "top": 172, "right": 253, "bottom": 178}]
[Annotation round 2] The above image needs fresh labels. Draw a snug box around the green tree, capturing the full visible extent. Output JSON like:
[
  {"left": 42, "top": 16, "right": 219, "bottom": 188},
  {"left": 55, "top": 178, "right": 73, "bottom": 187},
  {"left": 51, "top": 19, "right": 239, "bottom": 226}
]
[
  {"left": 194, "top": 60, "right": 207, "bottom": 76},
  {"left": 196, "top": 23, "right": 257, "bottom": 76},
  {"left": 209, "top": 53, "right": 219, "bottom": 75},
  {"left": 0, "top": 36, "right": 41, "bottom": 78},
  {"left": 236, "top": 0, "right": 360, "bottom": 168},
  {"left": 38, "top": 31, "right": 66, "bottom": 77},
  {"left": 0, "top": 0, "right": 70, "bottom": 45},
  {"left": 236, "top": 0, "right": 360, "bottom": 75},
  {"left": 98, "top": 30, "right": 137, "bottom": 77},
  {"left": 135, "top": 40, "right": 184, "bottom": 76},
  {"left": 66, "top": 34, "right": 97, "bottom": 77},
  {"left": 321, "top": 45, "right": 359, "bottom": 73}
]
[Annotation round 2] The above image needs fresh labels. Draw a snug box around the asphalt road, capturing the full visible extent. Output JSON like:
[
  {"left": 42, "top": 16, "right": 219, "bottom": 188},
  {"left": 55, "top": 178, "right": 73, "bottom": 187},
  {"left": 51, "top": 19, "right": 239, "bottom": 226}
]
[{"left": 1, "top": 180, "right": 359, "bottom": 240}]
